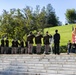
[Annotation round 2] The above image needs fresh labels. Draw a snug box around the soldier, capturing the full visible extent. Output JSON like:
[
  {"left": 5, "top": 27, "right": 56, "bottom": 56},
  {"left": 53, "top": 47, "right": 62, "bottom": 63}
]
[
  {"left": 53, "top": 30, "right": 60, "bottom": 55},
  {"left": 43, "top": 31, "right": 50, "bottom": 54},
  {"left": 5, "top": 37, "right": 9, "bottom": 54},
  {"left": 1, "top": 37, "right": 4, "bottom": 54},
  {"left": 15, "top": 39, "right": 19, "bottom": 54},
  {"left": 11, "top": 39, "right": 15, "bottom": 54},
  {"left": 12, "top": 39, "right": 19, "bottom": 54},
  {"left": 20, "top": 39, "right": 24, "bottom": 54},
  {"left": 27, "top": 32, "right": 35, "bottom": 54},
  {"left": 25, "top": 41, "right": 28, "bottom": 54},
  {"left": 35, "top": 31, "right": 43, "bottom": 54}
]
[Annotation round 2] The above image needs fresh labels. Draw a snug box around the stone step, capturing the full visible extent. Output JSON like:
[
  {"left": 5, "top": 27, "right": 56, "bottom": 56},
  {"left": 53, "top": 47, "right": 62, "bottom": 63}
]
[
  {"left": 0, "top": 70, "right": 76, "bottom": 75},
  {"left": 0, "top": 53, "right": 76, "bottom": 75}
]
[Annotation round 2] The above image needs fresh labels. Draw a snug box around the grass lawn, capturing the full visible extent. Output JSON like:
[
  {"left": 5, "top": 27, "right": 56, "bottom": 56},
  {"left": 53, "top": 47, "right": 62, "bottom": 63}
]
[{"left": 44, "top": 24, "right": 76, "bottom": 46}]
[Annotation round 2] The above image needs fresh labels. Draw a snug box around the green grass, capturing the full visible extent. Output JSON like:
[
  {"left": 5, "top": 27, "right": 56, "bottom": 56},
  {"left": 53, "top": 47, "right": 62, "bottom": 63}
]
[{"left": 44, "top": 24, "right": 76, "bottom": 46}]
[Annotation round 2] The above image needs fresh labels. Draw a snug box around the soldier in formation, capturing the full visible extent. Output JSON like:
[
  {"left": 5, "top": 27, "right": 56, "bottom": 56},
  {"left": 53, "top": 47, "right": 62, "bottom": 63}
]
[{"left": 0, "top": 30, "right": 60, "bottom": 54}]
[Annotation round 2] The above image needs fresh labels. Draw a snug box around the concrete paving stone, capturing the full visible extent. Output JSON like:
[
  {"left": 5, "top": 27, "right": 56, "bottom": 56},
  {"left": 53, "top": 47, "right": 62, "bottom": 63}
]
[
  {"left": 34, "top": 64, "right": 43, "bottom": 67},
  {"left": 48, "top": 59, "right": 56, "bottom": 62},
  {"left": 30, "top": 59, "right": 39, "bottom": 62},
  {"left": 24, "top": 59, "right": 39, "bottom": 62},
  {"left": 56, "top": 59, "right": 67, "bottom": 62},
  {"left": 13, "top": 69, "right": 28, "bottom": 72},
  {"left": 63, "top": 64, "right": 76, "bottom": 68},
  {"left": 40, "top": 70, "right": 47, "bottom": 73},
  {"left": 9, "top": 66, "right": 28, "bottom": 70},
  {"left": 38, "top": 61, "right": 50, "bottom": 64},
  {"left": 66, "top": 60, "right": 76, "bottom": 62},
  {"left": 32, "top": 56, "right": 41, "bottom": 59},
  {"left": 0, "top": 72, "right": 29, "bottom": 75},
  {"left": 0, "top": 60, "right": 3, "bottom": 63},
  {"left": 57, "top": 70, "right": 75, "bottom": 74},
  {"left": 4, "top": 59, "right": 16, "bottom": 61},
  {"left": 44, "top": 56, "right": 56, "bottom": 59},
  {"left": 28, "top": 69, "right": 44, "bottom": 72},
  {"left": 57, "top": 67, "right": 76, "bottom": 71},
  {"left": 0, "top": 63, "right": 10, "bottom": 66},
  {"left": 26, "top": 61, "right": 40, "bottom": 64},
  {"left": 55, "top": 56, "right": 61, "bottom": 59},
  {"left": 16, "top": 62, "right": 27, "bottom": 66},
  {"left": 26, "top": 63, "right": 35, "bottom": 66},
  {"left": 50, "top": 61, "right": 65, "bottom": 64},
  {"left": 28, "top": 66, "right": 44, "bottom": 69},
  {"left": 60, "top": 57, "right": 71, "bottom": 60},
  {"left": 46, "top": 70, "right": 57, "bottom": 74},
  {"left": 2, "top": 60, "right": 11, "bottom": 63},
  {"left": 28, "top": 65, "right": 37, "bottom": 68},
  {"left": 0, "top": 69, "right": 3, "bottom": 72},
  {"left": 64, "top": 62, "right": 76, "bottom": 65},
  {"left": 44, "top": 64, "right": 62, "bottom": 68},
  {"left": 28, "top": 69, "right": 42, "bottom": 73},
  {"left": 18, "top": 56, "right": 32, "bottom": 59},
  {"left": 47, "top": 67, "right": 59, "bottom": 70},
  {"left": 47, "top": 74, "right": 73, "bottom": 75},
  {"left": 16, "top": 63, "right": 28, "bottom": 66}
]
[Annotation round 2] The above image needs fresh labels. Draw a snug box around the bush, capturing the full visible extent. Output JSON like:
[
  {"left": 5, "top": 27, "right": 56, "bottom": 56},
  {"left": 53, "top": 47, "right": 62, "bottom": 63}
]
[{"left": 60, "top": 45, "right": 67, "bottom": 53}]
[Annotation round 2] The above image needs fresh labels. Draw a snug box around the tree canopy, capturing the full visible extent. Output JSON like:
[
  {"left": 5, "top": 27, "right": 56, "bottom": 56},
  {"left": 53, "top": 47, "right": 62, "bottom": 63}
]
[
  {"left": 65, "top": 9, "right": 76, "bottom": 24},
  {"left": 0, "top": 4, "right": 60, "bottom": 40}
]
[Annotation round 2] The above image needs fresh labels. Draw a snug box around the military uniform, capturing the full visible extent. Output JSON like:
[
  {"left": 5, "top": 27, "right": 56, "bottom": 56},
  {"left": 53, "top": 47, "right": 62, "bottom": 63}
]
[
  {"left": 27, "top": 33, "right": 35, "bottom": 54},
  {"left": 35, "top": 34, "right": 43, "bottom": 54},
  {"left": 11, "top": 40, "right": 19, "bottom": 54},
  {"left": 20, "top": 40, "right": 24, "bottom": 54},
  {"left": 25, "top": 41, "right": 28, "bottom": 53},
  {"left": 43, "top": 32, "right": 50, "bottom": 54},
  {"left": 15, "top": 40, "right": 19, "bottom": 54},
  {"left": 11, "top": 40, "right": 15, "bottom": 54},
  {"left": 5, "top": 38, "right": 9, "bottom": 54},
  {"left": 1, "top": 38, "right": 4, "bottom": 54}
]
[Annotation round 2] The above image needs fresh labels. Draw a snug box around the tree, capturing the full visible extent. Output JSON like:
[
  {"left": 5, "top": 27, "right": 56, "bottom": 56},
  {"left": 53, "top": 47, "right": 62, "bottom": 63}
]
[
  {"left": 38, "top": 6, "right": 46, "bottom": 32},
  {"left": 22, "top": 6, "right": 34, "bottom": 32},
  {"left": 45, "top": 4, "right": 59, "bottom": 27},
  {"left": 0, "top": 4, "right": 61, "bottom": 40},
  {"left": 0, "top": 9, "right": 13, "bottom": 38},
  {"left": 65, "top": 9, "right": 76, "bottom": 24},
  {"left": 0, "top": 8, "right": 27, "bottom": 40}
]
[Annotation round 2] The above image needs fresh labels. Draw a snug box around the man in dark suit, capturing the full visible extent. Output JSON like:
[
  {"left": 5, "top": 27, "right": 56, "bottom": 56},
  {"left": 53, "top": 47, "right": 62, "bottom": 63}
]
[{"left": 53, "top": 30, "right": 60, "bottom": 55}]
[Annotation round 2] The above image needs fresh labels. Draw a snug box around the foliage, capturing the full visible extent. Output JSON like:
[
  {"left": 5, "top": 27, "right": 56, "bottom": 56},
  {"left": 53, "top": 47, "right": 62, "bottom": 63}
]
[
  {"left": 46, "top": 4, "right": 59, "bottom": 27},
  {"left": 65, "top": 9, "right": 76, "bottom": 24},
  {"left": 0, "top": 4, "right": 60, "bottom": 40}
]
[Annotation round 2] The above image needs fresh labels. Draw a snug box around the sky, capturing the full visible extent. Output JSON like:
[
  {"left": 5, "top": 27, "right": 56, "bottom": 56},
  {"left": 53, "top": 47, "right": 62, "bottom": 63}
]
[{"left": 0, "top": 0, "right": 76, "bottom": 24}]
